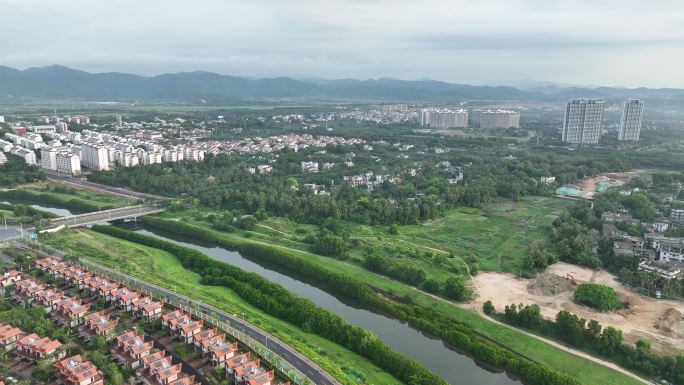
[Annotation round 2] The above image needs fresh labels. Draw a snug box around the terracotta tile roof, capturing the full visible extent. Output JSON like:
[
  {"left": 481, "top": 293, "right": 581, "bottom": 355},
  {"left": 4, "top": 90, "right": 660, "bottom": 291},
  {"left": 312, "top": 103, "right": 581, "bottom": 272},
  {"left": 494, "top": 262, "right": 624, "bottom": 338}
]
[
  {"left": 201, "top": 334, "right": 225, "bottom": 349},
  {"left": 234, "top": 359, "right": 261, "bottom": 377},
  {"left": 16, "top": 333, "right": 62, "bottom": 354},
  {"left": 0, "top": 324, "right": 22, "bottom": 341},
  {"left": 225, "top": 353, "right": 251, "bottom": 369},
  {"left": 248, "top": 370, "right": 275, "bottom": 385},
  {"left": 162, "top": 309, "right": 187, "bottom": 323},
  {"left": 55, "top": 355, "right": 102, "bottom": 384},
  {"left": 169, "top": 375, "right": 199, "bottom": 385}
]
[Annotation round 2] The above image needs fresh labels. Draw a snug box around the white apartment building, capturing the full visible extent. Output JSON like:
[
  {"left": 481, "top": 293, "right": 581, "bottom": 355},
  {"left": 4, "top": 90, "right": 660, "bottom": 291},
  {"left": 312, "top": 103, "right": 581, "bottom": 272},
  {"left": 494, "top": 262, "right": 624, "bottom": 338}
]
[
  {"left": 56, "top": 152, "right": 81, "bottom": 175},
  {"left": 672, "top": 209, "right": 684, "bottom": 224},
  {"left": 301, "top": 161, "right": 319, "bottom": 173},
  {"left": 0, "top": 152, "right": 6, "bottom": 165},
  {"left": 10, "top": 147, "right": 37, "bottom": 165},
  {"left": 562, "top": 99, "right": 604, "bottom": 144},
  {"left": 40, "top": 147, "right": 59, "bottom": 171},
  {"left": 479, "top": 110, "right": 520, "bottom": 129},
  {"left": 0, "top": 139, "right": 13, "bottom": 152},
  {"left": 618, "top": 99, "right": 644, "bottom": 141},
  {"left": 420, "top": 109, "right": 468, "bottom": 128},
  {"left": 81, "top": 143, "right": 110, "bottom": 171}
]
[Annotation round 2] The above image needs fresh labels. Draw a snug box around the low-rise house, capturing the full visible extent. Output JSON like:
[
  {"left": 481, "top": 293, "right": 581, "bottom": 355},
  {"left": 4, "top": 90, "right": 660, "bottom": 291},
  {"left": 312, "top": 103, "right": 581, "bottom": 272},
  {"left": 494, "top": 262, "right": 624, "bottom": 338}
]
[
  {"left": 0, "top": 324, "right": 23, "bottom": 351},
  {"left": 161, "top": 310, "right": 186, "bottom": 328},
  {"left": 13, "top": 278, "right": 45, "bottom": 303},
  {"left": 144, "top": 354, "right": 182, "bottom": 385},
  {"left": 35, "top": 257, "right": 60, "bottom": 271},
  {"left": 175, "top": 318, "right": 203, "bottom": 344},
  {"left": 15, "top": 333, "right": 63, "bottom": 361},
  {"left": 54, "top": 355, "right": 105, "bottom": 385},
  {"left": 0, "top": 270, "right": 23, "bottom": 287},
  {"left": 168, "top": 376, "right": 200, "bottom": 385},
  {"left": 53, "top": 297, "right": 90, "bottom": 327},
  {"left": 113, "top": 287, "right": 140, "bottom": 311},
  {"left": 89, "top": 278, "right": 120, "bottom": 302},
  {"left": 112, "top": 331, "right": 153, "bottom": 369},
  {"left": 639, "top": 260, "right": 683, "bottom": 280},
  {"left": 34, "top": 289, "right": 65, "bottom": 312},
  {"left": 225, "top": 353, "right": 252, "bottom": 376},
  {"left": 206, "top": 338, "right": 238, "bottom": 368},
  {"left": 233, "top": 359, "right": 263, "bottom": 385},
  {"left": 141, "top": 350, "right": 168, "bottom": 373},
  {"left": 602, "top": 223, "right": 626, "bottom": 238},
  {"left": 192, "top": 328, "right": 217, "bottom": 348},
  {"left": 247, "top": 371, "right": 277, "bottom": 385},
  {"left": 79, "top": 312, "right": 119, "bottom": 340},
  {"left": 73, "top": 271, "right": 95, "bottom": 290},
  {"left": 132, "top": 297, "right": 164, "bottom": 320}
]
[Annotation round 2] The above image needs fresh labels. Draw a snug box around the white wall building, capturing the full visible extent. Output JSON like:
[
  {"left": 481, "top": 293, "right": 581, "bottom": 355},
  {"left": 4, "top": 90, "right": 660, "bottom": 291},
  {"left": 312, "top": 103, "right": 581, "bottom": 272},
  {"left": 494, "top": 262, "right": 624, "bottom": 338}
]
[
  {"left": 81, "top": 143, "right": 110, "bottom": 171},
  {"left": 562, "top": 99, "right": 604, "bottom": 144},
  {"left": 40, "top": 147, "right": 59, "bottom": 171},
  {"left": 420, "top": 109, "right": 468, "bottom": 128},
  {"left": 10, "top": 147, "right": 37, "bottom": 165},
  {"left": 480, "top": 110, "right": 520, "bottom": 129},
  {"left": 56, "top": 152, "right": 81, "bottom": 175},
  {"left": 618, "top": 99, "right": 644, "bottom": 141}
]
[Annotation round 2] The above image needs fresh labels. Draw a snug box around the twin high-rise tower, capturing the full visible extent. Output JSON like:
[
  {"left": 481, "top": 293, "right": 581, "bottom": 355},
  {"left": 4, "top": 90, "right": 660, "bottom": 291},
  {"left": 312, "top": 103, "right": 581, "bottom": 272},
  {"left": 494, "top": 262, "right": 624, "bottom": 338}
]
[
  {"left": 618, "top": 99, "right": 644, "bottom": 141},
  {"left": 562, "top": 99, "right": 605, "bottom": 144},
  {"left": 562, "top": 98, "right": 644, "bottom": 144}
]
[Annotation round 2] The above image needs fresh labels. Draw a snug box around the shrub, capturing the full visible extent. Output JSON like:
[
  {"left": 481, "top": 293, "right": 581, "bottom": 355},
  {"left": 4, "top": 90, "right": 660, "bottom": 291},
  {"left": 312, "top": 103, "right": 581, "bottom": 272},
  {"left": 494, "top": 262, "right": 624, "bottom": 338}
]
[{"left": 573, "top": 284, "right": 622, "bottom": 312}]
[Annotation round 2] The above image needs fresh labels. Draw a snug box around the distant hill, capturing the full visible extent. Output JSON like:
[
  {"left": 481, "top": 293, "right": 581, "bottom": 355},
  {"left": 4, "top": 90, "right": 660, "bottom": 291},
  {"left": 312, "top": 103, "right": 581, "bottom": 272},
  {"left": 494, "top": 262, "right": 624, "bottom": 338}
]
[{"left": 1, "top": 65, "right": 683, "bottom": 103}]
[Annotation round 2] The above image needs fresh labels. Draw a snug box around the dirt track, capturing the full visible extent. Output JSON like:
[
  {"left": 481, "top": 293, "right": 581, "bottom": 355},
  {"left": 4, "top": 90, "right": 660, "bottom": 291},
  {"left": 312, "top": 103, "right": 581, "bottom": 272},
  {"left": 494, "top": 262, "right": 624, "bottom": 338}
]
[{"left": 469, "top": 262, "right": 684, "bottom": 354}]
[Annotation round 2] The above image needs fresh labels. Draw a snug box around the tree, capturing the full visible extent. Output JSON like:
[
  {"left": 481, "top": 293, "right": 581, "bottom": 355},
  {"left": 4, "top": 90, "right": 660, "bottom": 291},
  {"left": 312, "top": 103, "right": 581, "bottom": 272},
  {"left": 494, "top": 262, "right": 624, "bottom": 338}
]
[
  {"left": 598, "top": 327, "right": 623, "bottom": 354},
  {"left": 311, "top": 229, "right": 347, "bottom": 258},
  {"left": 483, "top": 300, "right": 495, "bottom": 315},
  {"left": 444, "top": 277, "right": 470, "bottom": 301},
  {"left": 388, "top": 224, "right": 399, "bottom": 235},
  {"left": 574, "top": 284, "right": 622, "bottom": 312}
]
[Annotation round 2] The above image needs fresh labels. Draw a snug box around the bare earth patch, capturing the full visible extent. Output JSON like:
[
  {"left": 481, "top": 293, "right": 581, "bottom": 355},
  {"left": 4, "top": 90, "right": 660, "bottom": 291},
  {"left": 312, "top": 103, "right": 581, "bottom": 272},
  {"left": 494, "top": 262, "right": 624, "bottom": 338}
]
[{"left": 469, "top": 262, "right": 684, "bottom": 354}]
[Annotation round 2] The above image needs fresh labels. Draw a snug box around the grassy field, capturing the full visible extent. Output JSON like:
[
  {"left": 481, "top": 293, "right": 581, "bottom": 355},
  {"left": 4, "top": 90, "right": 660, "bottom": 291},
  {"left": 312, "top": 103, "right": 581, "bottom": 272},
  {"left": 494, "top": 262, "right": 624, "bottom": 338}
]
[
  {"left": 41, "top": 229, "right": 404, "bottom": 385},
  {"left": 252, "top": 196, "right": 570, "bottom": 278},
  {"left": 21, "top": 182, "right": 136, "bottom": 207},
  {"left": 146, "top": 217, "right": 644, "bottom": 385}
]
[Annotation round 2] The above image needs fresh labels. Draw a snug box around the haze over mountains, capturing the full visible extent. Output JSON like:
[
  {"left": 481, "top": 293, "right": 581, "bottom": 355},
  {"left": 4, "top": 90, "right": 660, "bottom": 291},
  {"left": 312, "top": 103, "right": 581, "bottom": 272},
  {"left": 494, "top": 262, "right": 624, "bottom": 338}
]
[{"left": 1, "top": 65, "right": 683, "bottom": 103}]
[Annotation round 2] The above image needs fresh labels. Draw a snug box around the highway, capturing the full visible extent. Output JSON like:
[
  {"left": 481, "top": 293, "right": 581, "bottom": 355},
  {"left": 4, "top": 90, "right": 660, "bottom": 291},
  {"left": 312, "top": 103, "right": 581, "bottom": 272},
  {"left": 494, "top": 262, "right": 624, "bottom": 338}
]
[
  {"left": 43, "top": 206, "right": 165, "bottom": 229},
  {"left": 79, "top": 259, "right": 340, "bottom": 385},
  {"left": 46, "top": 172, "right": 163, "bottom": 201}
]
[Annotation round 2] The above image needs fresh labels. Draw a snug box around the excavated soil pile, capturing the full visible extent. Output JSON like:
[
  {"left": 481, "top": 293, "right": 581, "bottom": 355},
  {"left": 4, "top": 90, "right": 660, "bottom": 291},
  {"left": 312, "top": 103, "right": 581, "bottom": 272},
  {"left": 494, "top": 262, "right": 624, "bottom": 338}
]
[{"left": 527, "top": 273, "right": 576, "bottom": 296}]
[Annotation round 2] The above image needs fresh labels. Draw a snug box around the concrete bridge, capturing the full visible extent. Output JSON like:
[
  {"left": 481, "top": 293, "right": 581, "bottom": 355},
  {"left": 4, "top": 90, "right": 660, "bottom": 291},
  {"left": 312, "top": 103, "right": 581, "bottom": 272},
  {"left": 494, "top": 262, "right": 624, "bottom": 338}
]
[{"left": 43, "top": 205, "right": 165, "bottom": 229}]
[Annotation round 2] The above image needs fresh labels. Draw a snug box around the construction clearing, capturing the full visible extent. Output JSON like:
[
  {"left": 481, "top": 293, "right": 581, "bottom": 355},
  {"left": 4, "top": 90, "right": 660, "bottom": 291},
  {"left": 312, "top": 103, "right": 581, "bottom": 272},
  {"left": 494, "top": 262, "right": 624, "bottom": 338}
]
[{"left": 470, "top": 262, "right": 684, "bottom": 354}]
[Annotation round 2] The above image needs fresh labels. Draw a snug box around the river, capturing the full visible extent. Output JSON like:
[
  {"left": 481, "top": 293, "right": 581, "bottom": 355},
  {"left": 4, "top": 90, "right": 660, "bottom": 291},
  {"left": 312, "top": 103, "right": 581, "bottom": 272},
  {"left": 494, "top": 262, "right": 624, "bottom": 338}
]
[
  {"left": 130, "top": 225, "right": 521, "bottom": 385},
  {"left": 1, "top": 200, "right": 75, "bottom": 217}
]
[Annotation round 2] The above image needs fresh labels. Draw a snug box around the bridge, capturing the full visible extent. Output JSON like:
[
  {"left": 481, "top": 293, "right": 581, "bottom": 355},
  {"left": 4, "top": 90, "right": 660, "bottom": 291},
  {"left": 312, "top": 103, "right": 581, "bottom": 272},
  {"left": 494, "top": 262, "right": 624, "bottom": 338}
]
[{"left": 41, "top": 205, "right": 165, "bottom": 230}]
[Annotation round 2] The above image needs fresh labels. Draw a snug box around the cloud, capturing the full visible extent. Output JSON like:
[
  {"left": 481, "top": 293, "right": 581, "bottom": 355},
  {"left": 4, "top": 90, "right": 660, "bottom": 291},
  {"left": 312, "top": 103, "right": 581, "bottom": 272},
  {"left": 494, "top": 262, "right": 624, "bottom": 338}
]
[{"left": 0, "top": 0, "right": 683, "bottom": 87}]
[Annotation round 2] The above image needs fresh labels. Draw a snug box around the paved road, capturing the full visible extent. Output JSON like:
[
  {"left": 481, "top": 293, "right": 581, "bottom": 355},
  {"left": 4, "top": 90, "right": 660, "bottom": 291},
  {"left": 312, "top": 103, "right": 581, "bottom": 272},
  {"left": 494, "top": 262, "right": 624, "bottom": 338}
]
[
  {"left": 80, "top": 259, "right": 339, "bottom": 385},
  {"left": 47, "top": 206, "right": 165, "bottom": 229},
  {"left": 46, "top": 172, "right": 163, "bottom": 201}
]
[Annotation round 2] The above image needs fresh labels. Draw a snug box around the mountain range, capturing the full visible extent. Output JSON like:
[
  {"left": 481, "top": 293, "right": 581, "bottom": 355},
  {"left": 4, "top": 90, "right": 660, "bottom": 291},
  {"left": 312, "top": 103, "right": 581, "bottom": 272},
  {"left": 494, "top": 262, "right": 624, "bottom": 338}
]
[{"left": 1, "top": 65, "right": 684, "bottom": 103}]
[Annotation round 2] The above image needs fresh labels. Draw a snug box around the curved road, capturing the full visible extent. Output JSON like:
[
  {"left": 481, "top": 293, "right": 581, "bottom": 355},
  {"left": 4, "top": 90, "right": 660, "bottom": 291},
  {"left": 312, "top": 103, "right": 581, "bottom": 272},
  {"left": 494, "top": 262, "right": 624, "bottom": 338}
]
[{"left": 79, "top": 258, "right": 340, "bottom": 385}]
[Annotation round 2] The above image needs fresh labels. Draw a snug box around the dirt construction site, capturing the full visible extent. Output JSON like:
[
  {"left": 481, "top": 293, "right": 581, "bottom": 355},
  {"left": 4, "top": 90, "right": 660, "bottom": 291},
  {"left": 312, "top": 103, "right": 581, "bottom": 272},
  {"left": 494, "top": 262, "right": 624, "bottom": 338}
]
[{"left": 469, "top": 262, "right": 684, "bottom": 354}]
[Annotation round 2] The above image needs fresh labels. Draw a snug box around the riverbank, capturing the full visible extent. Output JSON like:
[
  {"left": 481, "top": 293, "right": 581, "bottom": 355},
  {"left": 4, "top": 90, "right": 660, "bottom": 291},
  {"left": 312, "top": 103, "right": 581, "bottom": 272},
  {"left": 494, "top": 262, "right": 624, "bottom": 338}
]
[{"left": 141, "top": 217, "right": 646, "bottom": 385}]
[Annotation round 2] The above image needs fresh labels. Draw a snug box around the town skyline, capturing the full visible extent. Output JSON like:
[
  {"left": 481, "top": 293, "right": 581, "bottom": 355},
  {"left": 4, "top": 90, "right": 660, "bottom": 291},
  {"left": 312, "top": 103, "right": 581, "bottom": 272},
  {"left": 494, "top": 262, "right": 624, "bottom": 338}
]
[{"left": 2, "top": 0, "right": 684, "bottom": 88}]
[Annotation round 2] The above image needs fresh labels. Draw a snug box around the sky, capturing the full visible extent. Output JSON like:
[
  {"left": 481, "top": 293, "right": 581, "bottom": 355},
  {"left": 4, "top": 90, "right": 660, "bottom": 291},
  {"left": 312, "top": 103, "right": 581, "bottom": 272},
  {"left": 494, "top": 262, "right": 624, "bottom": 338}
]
[{"left": 1, "top": 0, "right": 684, "bottom": 88}]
